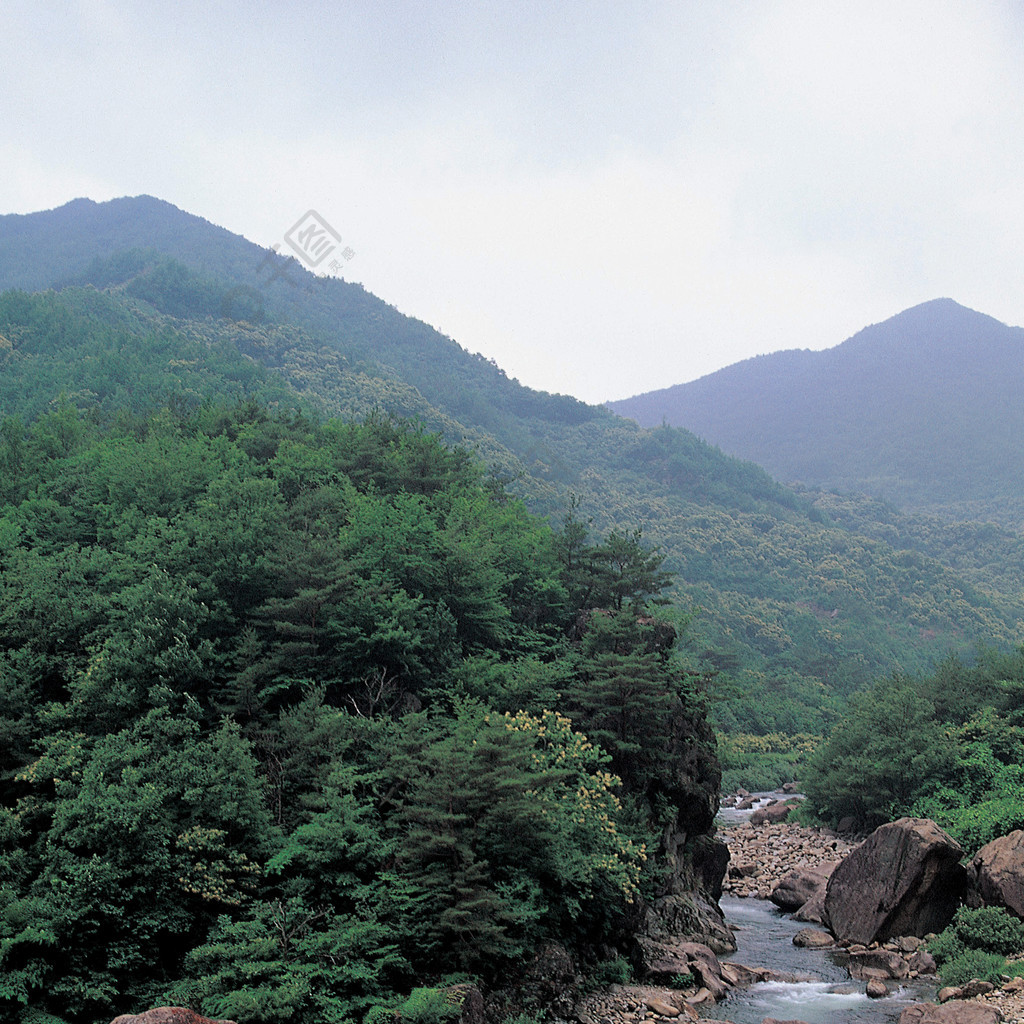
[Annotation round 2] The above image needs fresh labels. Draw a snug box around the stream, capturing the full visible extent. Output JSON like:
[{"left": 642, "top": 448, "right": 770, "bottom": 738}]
[{"left": 704, "top": 793, "right": 938, "bottom": 1023}]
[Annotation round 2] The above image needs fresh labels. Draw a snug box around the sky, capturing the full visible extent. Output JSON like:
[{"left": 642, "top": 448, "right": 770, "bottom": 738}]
[{"left": 3, "top": 1, "right": 1023, "bottom": 404}]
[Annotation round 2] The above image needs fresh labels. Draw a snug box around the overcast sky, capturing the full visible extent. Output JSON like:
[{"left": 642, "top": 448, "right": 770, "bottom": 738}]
[{"left": 3, "top": 1, "right": 1023, "bottom": 403}]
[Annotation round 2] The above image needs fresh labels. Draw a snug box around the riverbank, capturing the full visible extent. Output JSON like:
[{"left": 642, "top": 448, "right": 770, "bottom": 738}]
[
  {"left": 716, "top": 817, "right": 1024, "bottom": 1023},
  {"left": 719, "top": 819, "right": 860, "bottom": 899}
]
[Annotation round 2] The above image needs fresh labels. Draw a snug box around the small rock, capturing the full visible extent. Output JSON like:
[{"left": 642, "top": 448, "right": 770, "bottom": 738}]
[
  {"left": 910, "top": 950, "right": 937, "bottom": 975},
  {"left": 685, "top": 987, "right": 713, "bottom": 1004},
  {"left": 959, "top": 980, "right": 995, "bottom": 998},
  {"left": 644, "top": 999, "right": 679, "bottom": 1017},
  {"left": 792, "top": 928, "right": 834, "bottom": 948},
  {"left": 867, "top": 979, "right": 889, "bottom": 998},
  {"left": 937, "top": 986, "right": 961, "bottom": 1002}
]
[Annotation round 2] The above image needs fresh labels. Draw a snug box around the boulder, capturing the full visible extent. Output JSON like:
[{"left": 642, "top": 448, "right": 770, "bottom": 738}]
[
  {"left": 899, "top": 1003, "right": 1003, "bottom": 1023},
  {"left": 750, "top": 801, "right": 796, "bottom": 825},
  {"left": 791, "top": 890, "right": 828, "bottom": 924},
  {"left": 847, "top": 949, "right": 909, "bottom": 980},
  {"left": 909, "top": 950, "right": 938, "bottom": 975},
  {"left": 110, "top": 1012, "right": 236, "bottom": 1024},
  {"left": 644, "top": 998, "right": 681, "bottom": 1017},
  {"left": 969, "top": 830, "right": 1024, "bottom": 917},
  {"left": 719, "top": 961, "right": 766, "bottom": 987},
  {"left": 867, "top": 979, "right": 890, "bottom": 998},
  {"left": 771, "top": 862, "right": 838, "bottom": 911},
  {"left": 960, "top": 980, "right": 996, "bottom": 998},
  {"left": 792, "top": 928, "right": 834, "bottom": 948},
  {"left": 635, "top": 938, "right": 728, "bottom": 1000},
  {"left": 824, "top": 818, "right": 967, "bottom": 944},
  {"left": 728, "top": 861, "right": 760, "bottom": 878},
  {"left": 520, "top": 941, "right": 579, "bottom": 1019},
  {"left": 635, "top": 937, "right": 693, "bottom": 978}
]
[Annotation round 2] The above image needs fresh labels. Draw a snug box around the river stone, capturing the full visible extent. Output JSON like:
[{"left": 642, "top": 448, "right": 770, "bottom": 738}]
[
  {"left": 910, "top": 950, "right": 938, "bottom": 974},
  {"left": 792, "top": 927, "right": 834, "bottom": 948},
  {"left": 644, "top": 998, "right": 680, "bottom": 1017},
  {"left": 824, "top": 818, "right": 967, "bottom": 944},
  {"left": 771, "top": 862, "right": 838, "bottom": 911},
  {"left": 899, "top": 1003, "right": 1004, "bottom": 1023},
  {"left": 751, "top": 801, "right": 796, "bottom": 825},
  {"left": 847, "top": 948, "right": 909, "bottom": 980},
  {"left": 867, "top": 979, "right": 890, "bottom": 998},
  {"left": 969, "top": 830, "right": 1024, "bottom": 917},
  {"left": 791, "top": 890, "right": 827, "bottom": 924}
]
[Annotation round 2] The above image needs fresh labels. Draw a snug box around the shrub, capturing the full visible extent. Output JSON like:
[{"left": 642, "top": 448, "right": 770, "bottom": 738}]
[
  {"left": 937, "top": 949, "right": 1009, "bottom": 988},
  {"left": 952, "top": 907, "right": 1024, "bottom": 957},
  {"left": 588, "top": 956, "right": 632, "bottom": 988},
  {"left": 929, "top": 905, "right": 1024, "bottom": 987},
  {"left": 400, "top": 988, "right": 463, "bottom": 1024}
]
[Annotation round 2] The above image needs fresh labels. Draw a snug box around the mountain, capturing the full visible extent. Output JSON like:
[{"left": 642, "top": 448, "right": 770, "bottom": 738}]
[
  {"left": 2, "top": 198, "right": 1024, "bottom": 740},
  {"left": 608, "top": 298, "right": 1024, "bottom": 526}
]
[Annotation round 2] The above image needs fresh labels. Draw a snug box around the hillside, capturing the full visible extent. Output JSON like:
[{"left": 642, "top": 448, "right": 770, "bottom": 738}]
[
  {"left": 608, "top": 299, "right": 1024, "bottom": 526},
  {"left": 2, "top": 199, "right": 1024, "bottom": 739}
]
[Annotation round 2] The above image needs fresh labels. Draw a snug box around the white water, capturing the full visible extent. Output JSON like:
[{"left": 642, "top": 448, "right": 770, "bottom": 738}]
[{"left": 699, "top": 897, "right": 936, "bottom": 1023}]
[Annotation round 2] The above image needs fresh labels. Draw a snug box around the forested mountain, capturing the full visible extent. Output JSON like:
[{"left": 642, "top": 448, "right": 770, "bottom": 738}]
[
  {"left": 2, "top": 198, "right": 1023, "bottom": 739},
  {"left": 608, "top": 299, "right": 1024, "bottom": 526}
]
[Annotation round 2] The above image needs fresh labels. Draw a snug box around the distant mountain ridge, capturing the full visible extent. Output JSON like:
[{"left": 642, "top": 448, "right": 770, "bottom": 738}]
[{"left": 608, "top": 298, "right": 1024, "bottom": 525}]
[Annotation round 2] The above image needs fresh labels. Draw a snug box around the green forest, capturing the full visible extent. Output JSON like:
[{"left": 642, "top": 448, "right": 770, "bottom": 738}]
[{"left": 0, "top": 396, "right": 718, "bottom": 1022}]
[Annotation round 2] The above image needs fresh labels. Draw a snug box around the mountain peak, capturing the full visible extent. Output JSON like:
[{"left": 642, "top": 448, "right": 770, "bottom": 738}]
[{"left": 609, "top": 298, "right": 1024, "bottom": 518}]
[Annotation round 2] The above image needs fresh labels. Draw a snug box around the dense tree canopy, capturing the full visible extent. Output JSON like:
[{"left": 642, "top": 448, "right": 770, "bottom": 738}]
[{"left": 0, "top": 401, "right": 716, "bottom": 1023}]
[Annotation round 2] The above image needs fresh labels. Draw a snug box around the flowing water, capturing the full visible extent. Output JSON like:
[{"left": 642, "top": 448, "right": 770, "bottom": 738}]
[
  {"left": 699, "top": 896, "right": 937, "bottom": 1024},
  {"left": 704, "top": 792, "right": 938, "bottom": 1023}
]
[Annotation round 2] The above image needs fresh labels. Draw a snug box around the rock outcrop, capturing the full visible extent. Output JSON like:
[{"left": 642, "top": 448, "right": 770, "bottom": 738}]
[
  {"left": 969, "top": 830, "right": 1024, "bottom": 917},
  {"left": 824, "top": 818, "right": 967, "bottom": 943}
]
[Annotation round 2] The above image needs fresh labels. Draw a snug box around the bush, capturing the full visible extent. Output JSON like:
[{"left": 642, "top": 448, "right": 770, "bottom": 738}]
[
  {"left": 587, "top": 956, "right": 632, "bottom": 988},
  {"left": 936, "top": 949, "right": 1010, "bottom": 988},
  {"left": 952, "top": 907, "right": 1024, "bottom": 957},
  {"left": 929, "top": 905, "right": 1024, "bottom": 987}
]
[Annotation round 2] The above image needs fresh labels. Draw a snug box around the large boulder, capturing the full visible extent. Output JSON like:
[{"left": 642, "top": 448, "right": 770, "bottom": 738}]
[
  {"left": 969, "top": 830, "right": 1024, "bottom": 917},
  {"left": 110, "top": 1011, "right": 237, "bottom": 1024},
  {"left": 824, "top": 818, "right": 967, "bottom": 944},
  {"left": 771, "top": 862, "right": 838, "bottom": 911}
]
